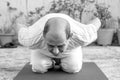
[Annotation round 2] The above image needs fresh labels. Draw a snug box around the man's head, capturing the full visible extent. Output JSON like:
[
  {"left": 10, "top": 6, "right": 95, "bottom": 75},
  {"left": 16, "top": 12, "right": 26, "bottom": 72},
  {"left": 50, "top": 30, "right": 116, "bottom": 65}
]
[{"left": 43, "top": 17, "right": 72, "bottom": 56}]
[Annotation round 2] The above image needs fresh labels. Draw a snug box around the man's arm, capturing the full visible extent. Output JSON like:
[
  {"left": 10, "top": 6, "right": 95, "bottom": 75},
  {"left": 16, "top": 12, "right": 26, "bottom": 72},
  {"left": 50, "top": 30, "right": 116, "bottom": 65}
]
[
  {"left": 15, "top": 23, "right": 28, "bottom": 34},
  {"left": 13, "top": 20, "right": 44, "bottom": 47},
  {"left": 88, "top": 17, "right": 101, "bottom": 31},
  {"left": 70, "top": 17, "right": 101, "bottom": 46},
  {"left": 82, "top": 17, "right": 101, "bottom": 45},
  {"left": 12, "top": 23, "right": 31, "bottom": 47}
]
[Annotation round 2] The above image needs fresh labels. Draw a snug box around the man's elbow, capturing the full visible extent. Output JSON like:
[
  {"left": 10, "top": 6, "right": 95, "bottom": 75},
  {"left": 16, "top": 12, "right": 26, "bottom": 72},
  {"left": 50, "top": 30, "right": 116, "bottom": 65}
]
[
  {"left": 95, "top": 18, "right": 101, "bottom": 29},
  {"left": 89, "top": 18, "right": 101, "bottom": 30}
]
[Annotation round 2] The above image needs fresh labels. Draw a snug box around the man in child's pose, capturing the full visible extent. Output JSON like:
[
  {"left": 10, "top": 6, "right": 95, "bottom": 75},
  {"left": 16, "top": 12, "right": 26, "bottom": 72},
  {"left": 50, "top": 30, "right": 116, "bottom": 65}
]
[{"left": 17, "top": 13, "right": 101, "bottom": 73}]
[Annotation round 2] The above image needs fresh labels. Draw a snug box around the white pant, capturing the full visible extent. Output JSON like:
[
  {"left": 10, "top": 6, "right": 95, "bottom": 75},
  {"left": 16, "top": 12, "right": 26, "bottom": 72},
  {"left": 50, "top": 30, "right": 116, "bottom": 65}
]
[{"left": 30, "top": 46, "right": 83, "bottom": 73}]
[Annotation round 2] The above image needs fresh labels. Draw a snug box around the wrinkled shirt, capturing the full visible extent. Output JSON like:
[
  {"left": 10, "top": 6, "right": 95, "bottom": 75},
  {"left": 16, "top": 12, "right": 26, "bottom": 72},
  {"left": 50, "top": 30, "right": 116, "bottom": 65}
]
[{"left": 18, "top": 13, "right": 100, "bottom": 51}]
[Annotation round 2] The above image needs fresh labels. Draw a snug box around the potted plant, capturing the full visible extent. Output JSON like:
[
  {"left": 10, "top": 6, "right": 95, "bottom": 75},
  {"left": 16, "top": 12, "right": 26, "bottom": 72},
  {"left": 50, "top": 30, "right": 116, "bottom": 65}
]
[
  {"left": 27, "top": 6, "right": 45, "bottom": 26},
  {"left": 0, "top": 2, "right": 21, "bottom": 48},
  {"left": 117, "top": 18, "right": 120, "bottom": 45},
  {"left": 48, "top": 0, "right": 94, "bottom": 22},
  {"left": 94, "top": 3, "right": 115, "bottom": 46}
]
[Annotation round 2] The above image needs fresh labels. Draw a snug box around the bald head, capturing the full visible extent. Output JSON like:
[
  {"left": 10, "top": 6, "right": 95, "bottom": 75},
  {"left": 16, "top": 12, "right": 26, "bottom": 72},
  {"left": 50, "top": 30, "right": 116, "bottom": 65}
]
[
  {"left": 43, "top": 17, "right": 71, "bottom": 56},
  {"left": 43, "top": 17, "right": 71, "bottom": 42}
]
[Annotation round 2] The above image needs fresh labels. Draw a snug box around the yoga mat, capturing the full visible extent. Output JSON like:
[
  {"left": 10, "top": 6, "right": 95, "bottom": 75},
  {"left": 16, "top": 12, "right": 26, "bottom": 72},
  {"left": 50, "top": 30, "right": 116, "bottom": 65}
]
[{"left": 14, "top": 62, "right": 108, "bottom": 80}]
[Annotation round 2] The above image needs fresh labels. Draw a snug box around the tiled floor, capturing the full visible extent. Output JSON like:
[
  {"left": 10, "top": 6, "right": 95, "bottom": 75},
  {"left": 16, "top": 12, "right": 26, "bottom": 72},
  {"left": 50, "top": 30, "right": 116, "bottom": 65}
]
[{"left": 0, "top": 46, "right": 120, "bottom": 80}]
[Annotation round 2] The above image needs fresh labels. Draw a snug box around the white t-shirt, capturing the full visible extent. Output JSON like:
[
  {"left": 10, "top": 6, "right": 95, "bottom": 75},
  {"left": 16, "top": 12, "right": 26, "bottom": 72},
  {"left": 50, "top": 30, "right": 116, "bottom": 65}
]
[{"left": 18, "top": 13, "right": 100, "bottom": 50}]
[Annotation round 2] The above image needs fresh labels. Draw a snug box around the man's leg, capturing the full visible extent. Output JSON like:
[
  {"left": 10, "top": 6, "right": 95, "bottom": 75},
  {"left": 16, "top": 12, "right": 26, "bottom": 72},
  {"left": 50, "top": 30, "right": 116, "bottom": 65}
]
[
  {"left": 30, "top": 49, "right": 53, "bottom": 73},
  {"left": 61, "top": 47, "right": 83, "bottom": 73}
]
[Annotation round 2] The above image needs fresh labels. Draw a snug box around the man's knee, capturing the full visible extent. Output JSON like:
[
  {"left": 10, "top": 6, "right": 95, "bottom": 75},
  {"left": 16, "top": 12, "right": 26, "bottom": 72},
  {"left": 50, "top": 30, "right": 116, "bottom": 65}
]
[
  {"left": 32, "top": 59, "right": 52, "bottom": 73},
  {"left": 61, "top": 62, "right": 82, "bottom": 73}
]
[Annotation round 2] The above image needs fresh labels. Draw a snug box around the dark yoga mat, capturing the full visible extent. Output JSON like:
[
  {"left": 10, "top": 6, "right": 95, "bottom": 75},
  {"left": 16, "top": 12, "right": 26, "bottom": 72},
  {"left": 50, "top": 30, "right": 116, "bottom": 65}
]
[{"left": 14, "top": 62, "right": 108, "bottom": 80}]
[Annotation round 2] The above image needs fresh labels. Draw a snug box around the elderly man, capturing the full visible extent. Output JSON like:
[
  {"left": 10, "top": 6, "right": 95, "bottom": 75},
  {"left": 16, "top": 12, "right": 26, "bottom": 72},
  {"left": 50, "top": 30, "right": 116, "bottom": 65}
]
[{"left": 16, "top": 13, "right": 101, "bottom": 73}]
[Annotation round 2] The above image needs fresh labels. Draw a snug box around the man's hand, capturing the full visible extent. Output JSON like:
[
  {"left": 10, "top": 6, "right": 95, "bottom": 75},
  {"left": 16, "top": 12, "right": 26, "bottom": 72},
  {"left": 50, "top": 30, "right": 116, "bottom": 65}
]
[
  {"left": 52, "top": 58, "right": 61, "bottom": 70},
  {"left": 12, "top": 23, "right": 28, "bottom": 35},
  {"left": 88, "top": 17, "right": 101, "bottom": 30}
]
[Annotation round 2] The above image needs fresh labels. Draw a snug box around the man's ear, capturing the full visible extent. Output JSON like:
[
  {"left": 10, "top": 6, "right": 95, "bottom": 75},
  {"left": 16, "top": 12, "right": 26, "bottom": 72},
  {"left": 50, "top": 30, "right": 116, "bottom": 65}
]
[
  {"left": 66, "top": 32, "right": 73, "bottom": 40},
  {"left": 66, "top": 23, "right": 72, "bottom": 39},
  {"left": 43, "top": 23, "right": 49, "bottom": 38},
  {"left": 69, "top": 33, "right": 73, "bottom": 39}
]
